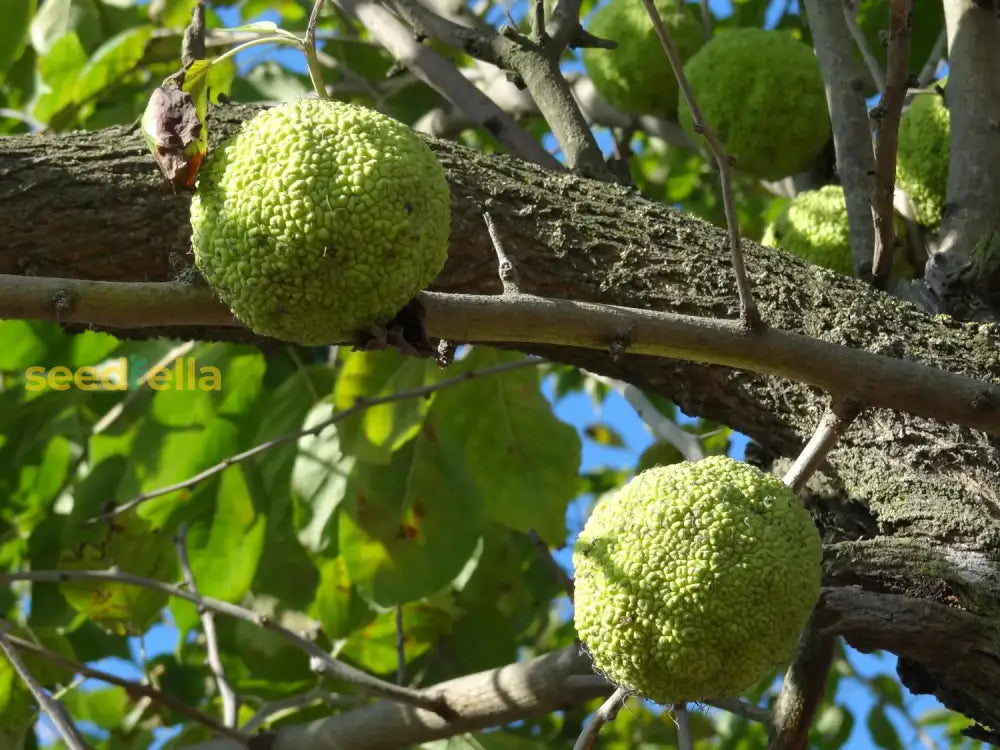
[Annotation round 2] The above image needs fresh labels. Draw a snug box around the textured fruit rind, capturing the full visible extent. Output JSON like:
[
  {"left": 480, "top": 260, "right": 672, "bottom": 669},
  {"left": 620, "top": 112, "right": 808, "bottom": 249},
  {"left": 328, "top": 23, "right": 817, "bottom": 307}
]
[
  {"left": 763, "top": 185, "right": 854, "bottom": 275},
  {"left": 897, "top": 86, "right": 949, "bottom": 228},
  {"left": 582, "top": 0, "right": 703, "bottom": 116},
  {"left": 679, "top": 29, "right": 830, "bottom": 180},
  {"left": 190, "top": 98, "right": 451, "bottom": 345},
  {"left": 763, "top": 185, "right": 916, "bottom": 280},
  {"left": 572, "top": 455, "right": 822, "bottom": 704}
]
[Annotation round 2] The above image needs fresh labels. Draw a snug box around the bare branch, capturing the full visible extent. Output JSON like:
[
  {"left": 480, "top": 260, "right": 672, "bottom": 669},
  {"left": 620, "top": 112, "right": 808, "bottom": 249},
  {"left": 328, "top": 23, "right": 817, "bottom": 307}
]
[
  {"left": 333, "top": 0, "right": 560, "bottom": 169},
  {"left": 484, "top": 212, "right": 521, "bottom": 295},
  {"left": 176, "top": 524, "right": 240, "bottom": 728},
  {"left": 841, "top": 0, "right": 885, "bottom": 93},
  {"left": 0, "top": 625, "right": 88, "bottom": 750},
  {"left": 181, "top": 0, "right": 206, "bottom": 65},
  {"left": 388, "top": 0, "right": 611, "bottom": 177},
  {"left": 4, "top": 274, "right": 1000, "bottom": 436},
  {"left": 241, "top": 688, "right": 365, "bottom": 733},
  {"left": 917, "top": 28, "right": 947, "bottom": 87},
  {"left": 698, "top": 0, "right": 712, "bottom": 41},
  {"left": 82, "top": 354, "right": 540, "bottom": 522},
  {"left": 768, "top": 615, "right": 837, "bottom": 750},
  {"left": 802, "top": 0, "right": 877, "bottom": 276},
  {"left": 0, "top": 570, "right": 456, "bottom": 719},
  {"left": 585, "top": 373, "right": 704, "bottom": 461},
  {"left": 782, "top": 400, "right": 862, "bottom": 492},
  {"left": 869, "top": 0, "right": 912, "bottom": 288},
  {"left": 3, "top": 630, "right": 248, "bottom": 744},
  {"left": 639, "top": 0, "right": 761, "bottom": 329},
  {"left": 938, "top": 0, "right": 1000, "bottom": 257},
  {"left": 303, "top": 0, "right": 330, "bottom": 97},
  {"left": 572, "top": 686, "right": 630, "bottom": 750}
]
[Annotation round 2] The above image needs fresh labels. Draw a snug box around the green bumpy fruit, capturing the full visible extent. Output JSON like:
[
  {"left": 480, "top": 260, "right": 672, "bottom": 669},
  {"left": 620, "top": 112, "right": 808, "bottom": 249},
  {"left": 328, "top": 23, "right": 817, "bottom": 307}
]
[
  {"left": 763, "top": 186, "right": 854, "bottom": 275},
  {"left": 897, "top": 84, "right": 949, "bottom": 228},
  {"left": 581, "top": 0, "right": 703, "bottom": 116},
  {"left": 763, "top": 186, "right": 916, "bottom": 279},
  {"left": 573, "top": 456, "right": 822, "bottom": 704},
  {"left": 680, "top": 29, "right": 830, "bottom": 180},
  {"left": 191, "top": 98, "right": 451, "bottom": 345}
]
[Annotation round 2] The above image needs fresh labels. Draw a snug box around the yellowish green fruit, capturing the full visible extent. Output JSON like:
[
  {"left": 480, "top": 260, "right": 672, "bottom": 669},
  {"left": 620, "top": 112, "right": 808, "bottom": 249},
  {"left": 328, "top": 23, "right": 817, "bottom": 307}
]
[
  {"left": 763, "top": 186, "right": 854, "bottom": 275},
  {"left": 191, "top": 98, "right": 451, "bottom": 345},
  {"left": 59, "top": 511, "right": 178, "bottom": 635},
  {"left": 897, "top": 84, "right": 949, "bottom": 228},
  {"left": 679, "top": 29, "right": 830, "bottom": 180},
  {"left": 763, "top": 186, "right": 916, "bottom": 279},
  {"left": 581, "top": 0, "right": 703, "bottom": 116},
  {"left": 573, "top": 456, "right": 822, "bottom": 704}
]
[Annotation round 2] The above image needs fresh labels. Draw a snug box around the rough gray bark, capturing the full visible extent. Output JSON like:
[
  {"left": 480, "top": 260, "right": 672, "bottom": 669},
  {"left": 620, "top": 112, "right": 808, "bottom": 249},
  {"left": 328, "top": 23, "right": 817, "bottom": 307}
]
[{"left": 2, "top": 108, "right": 1000, "bottom": 737}]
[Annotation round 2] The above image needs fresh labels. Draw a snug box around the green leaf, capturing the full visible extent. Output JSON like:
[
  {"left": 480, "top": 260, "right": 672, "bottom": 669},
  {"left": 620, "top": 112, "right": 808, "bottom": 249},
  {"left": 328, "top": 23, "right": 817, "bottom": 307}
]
[
  {"left": 339, "top": 424, "right": 484, "bottom": 607},
  {"left": 430, "top": 349, "right": 580, "bottom": 544},
  {"left": 29, "top": 0, "right": 101, "bottom": 55},
  {"left": 63, "top": 685, "right": 129, "bottom": 730},
  {"left": 333, "top": 350, "right": 440, "bottom": 464},
  {"left": 583, "top": 423, "right": 625, "bottom": 447},
  {"left": 32, "top": 32, "right": 89, "bottom": 124},
  {"left": 75, "top": 25, "right": 153, "bottom": 104},
  {"left": 867, "top": 705, "right": 903, "bottom": 750},
  {"left": 292, "top": 404, "right": 354, "bottom": 555},
  {"left": 870, "top": 673, "right": 904, "bottom": 708},
  {"left": 169, "top": 467, "right": 266, "bottom": 634},
  {"left": 0, "top": 0, "right": 36, "bottom": 76},
  {"left": 339, "top": 598, "right": 454, "bottom": 675},
  {"left": 309, "top": 555, "right": 373, "bottom": 639},
  {"left": 811, "top": 704, "right": 854, "bottom": 750}
]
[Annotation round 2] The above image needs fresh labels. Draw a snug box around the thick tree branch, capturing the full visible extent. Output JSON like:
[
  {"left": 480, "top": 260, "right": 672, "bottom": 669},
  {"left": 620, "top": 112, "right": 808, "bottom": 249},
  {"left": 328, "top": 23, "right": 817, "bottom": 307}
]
[
  {"left": 768, "top": 616, "right": 836, "bottom": 750},
  {"left": 939, "top": 0, "right": 1000, "bottom": 258},
  {"left": 333, "top": 0, "right": 559, "bottom": 169},
  {"left": 4, "top": 275, "right": 999, "bottom": 435},
  {"left": 803, "top": 0, "right": 877, "bottom": 277}
]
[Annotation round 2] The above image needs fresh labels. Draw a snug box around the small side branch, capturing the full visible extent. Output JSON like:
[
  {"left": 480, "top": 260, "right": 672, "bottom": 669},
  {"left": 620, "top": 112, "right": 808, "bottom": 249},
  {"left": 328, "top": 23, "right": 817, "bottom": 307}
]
[
  {"left": 869, "top": 0, "right": 912, "bottom": 288},
  {"left": 782, "top": 399, "right": 862, "bottom": 492},
  {"left": 3, "top": 630, "right": 248, "bottom": 744},
  {"left": 484, "top": 212, "right": 521, "bottom": 295},
  {"left": 303, "top": 0, "right": 330, "bottom": 97},
  {"left": 674, "top": 703, "right": 694, "bottom": 750},
  {"left": 1, "top": 570, "right": 456, "bottom": 720},
  {"left": 639, "top": 0, "right": 761, "bottom": 329},
  {"left": 841, "top": 0, "right": 885, "bottom": 93},
  {"left": 176, "top": 524, "right": 240, "bottom": 728},
  {"left": 768, "top": 615, "right": 836, "bottom": 750},
  {"left": 572, "top": 686, "right": 630, "bottom": 750},
  {"left": 0, "top": 624, "right": 89, "bottom": 750},
  {"left": 803, "top": 0, "right": 877, "bottom": 276}
]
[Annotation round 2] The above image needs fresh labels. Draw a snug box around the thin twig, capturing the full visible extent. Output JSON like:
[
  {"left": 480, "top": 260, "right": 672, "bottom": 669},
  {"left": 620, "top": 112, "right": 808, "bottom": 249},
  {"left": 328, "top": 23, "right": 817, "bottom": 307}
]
[
  {"left": 176, "top": 524, "right": 239, "bottom": 728},
  {"left": 768, "top": 614, "right": 836, "bottom": 750},
  {"left": 527, "top": 530, "right": 574, "bottom": 597},
  {"left": 181, "top": 0, "right": 206, "bottom": 65},
  {"left": 674, "top": 703, "right": 694, "bottom": 750},
  {"left": 782, "top": 400, "right": 862, "bottom": 492},
  {"left": 802, "top": 0, "right": 877, "bottom": 276},
  {"left": 869, "top": 0, "right": 912, "bottom": 288},
  {"left": 0, "top": 108, "right": 46, "bottom": 131},
  {"left": 2, "top": 631, "right": 248, "bottom": 744},
  {"left": 841, "top": 0, "right": 885, "bottom": 93},
  {"left": 304, "top": 0, "right": 330, "bottom": 97},
  {"left": 395, "top": 606, "right": 406, "bottom": 686},
  {"left": 87, "top": 356, "right": 542, "bottom": 523},
  {"left": 639, "top": 0, "right": 761, "bottom": 329},
  {"left": 706, "top": 696, "right": 771, "bottom": 724},
  {"left": 1, "top": 569, "right": 457, "bottom": 720},
  {"left": 572, "top": 686, "right": 630, "bottom": 750},
  {"left": 484, "top": 212, "right": 521, "bottom": 295},
  {"left": 0, "top": 625, "right": 89, "bottom": 750}
]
